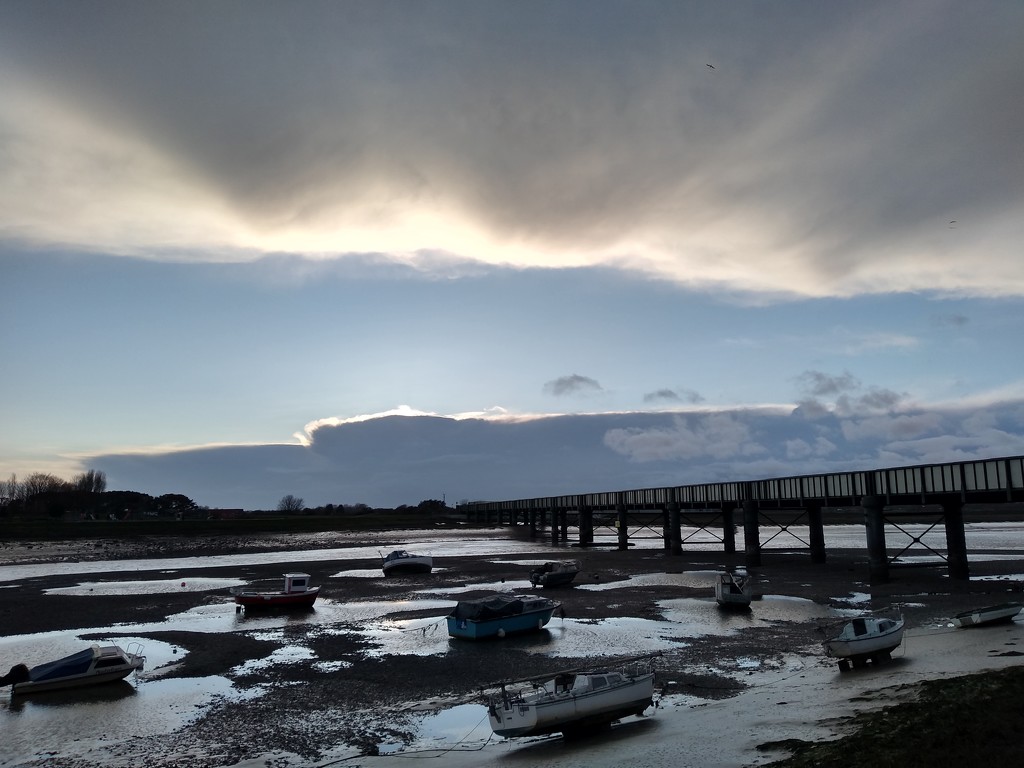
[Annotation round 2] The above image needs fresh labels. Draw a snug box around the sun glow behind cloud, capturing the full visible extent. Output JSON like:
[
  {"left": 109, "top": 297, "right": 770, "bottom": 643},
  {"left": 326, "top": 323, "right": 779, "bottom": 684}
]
[{"left": 1, "top": 3, "right": 1022, "bottom": 297}]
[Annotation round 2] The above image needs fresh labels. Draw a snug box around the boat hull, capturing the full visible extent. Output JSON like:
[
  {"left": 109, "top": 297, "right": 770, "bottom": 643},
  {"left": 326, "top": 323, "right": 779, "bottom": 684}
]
[
  {"left": 8, "top": 645, "right": 145, "bottom": 696},
  {"left": 489, "top": 673, "right": 655, "bottom": 737},
  {"left": 952, "top": 603, "right": 1022, "bottom": 628},
  {"left": 714, "top": 573, "right": 752, "bottom": 608},
  {"left": 447, "top": 606, "right": 556, "bottom": 639},
  {"left": 824, "top": 618, "right": 905, "bottom": 659},
  {"left": 234, "top": 587, "right": 320, "bottom": 609},
  {"left": 13, "top": 664, "right": 141, "bottom": 695},
  {"left": 529, "top": 561, "right": 580, "bottom": 588},
  {"left": 382, "top": 558, "right": 433, "bottom": 577}
]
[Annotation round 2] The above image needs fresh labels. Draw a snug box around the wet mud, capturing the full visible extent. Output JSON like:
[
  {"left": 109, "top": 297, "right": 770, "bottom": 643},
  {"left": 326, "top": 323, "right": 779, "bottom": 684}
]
[{"left": 2, "top": 529, "right": 1023, "bottom": 767}]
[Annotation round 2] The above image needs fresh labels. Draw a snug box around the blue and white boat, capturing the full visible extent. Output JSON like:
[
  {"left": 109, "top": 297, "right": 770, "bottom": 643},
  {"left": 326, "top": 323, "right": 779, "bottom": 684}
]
[
  {"left": 446, "top": 593, "right": 561, "bottom": 640},
  {"left": 1, "top": 643, "right": 145, "bottom": 696}
]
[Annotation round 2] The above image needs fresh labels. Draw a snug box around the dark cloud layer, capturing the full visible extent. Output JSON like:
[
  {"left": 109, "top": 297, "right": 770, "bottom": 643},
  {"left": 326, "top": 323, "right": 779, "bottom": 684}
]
[
  {"left": 90, "top": 401, "right": 1024, "bottom": 509},
  {"left": 2, "top": 2, "right": 1023, "bottom": 295}
]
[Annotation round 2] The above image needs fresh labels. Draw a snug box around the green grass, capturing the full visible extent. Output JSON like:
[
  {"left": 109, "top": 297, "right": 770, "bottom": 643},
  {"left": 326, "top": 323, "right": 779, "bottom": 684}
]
[{"left": 760, "top": 666, "right": 1024, "bottom": 767}]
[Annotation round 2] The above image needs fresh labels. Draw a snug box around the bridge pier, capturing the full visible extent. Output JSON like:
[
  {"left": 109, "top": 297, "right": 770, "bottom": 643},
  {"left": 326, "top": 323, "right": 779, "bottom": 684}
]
[
  {"left": 722, "top": 504, "right": 736, "bottom": 554},
  {"left": 579, "top": 506, "right": 594, "bottom": 547},
  {"left": 616, "top": 503, "right": 628, "bottom": 550},
  {"left": 863, "top": 495, "right": 889, "bottom": 583},
  {"left": 942, "top": 497, "right": 970, "bottom": 580},
  {"left": 808, "top": 504, "right": 826, "bottom": 564},
  {"left": 668, "top": 502, "right": 682, "bottom": 555},
  {"left": 549, "top": 506, "right": 559, "bottom": 544},
  {"left": 742, "top": 500, "right": 761, "bottom": 568}
]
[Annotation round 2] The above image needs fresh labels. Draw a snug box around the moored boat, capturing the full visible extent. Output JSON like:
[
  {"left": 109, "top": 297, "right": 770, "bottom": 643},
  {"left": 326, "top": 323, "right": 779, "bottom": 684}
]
[
  {"left": 487, "top": 655, "right": 657, "bottom": 738},
  {"left": 822, "top": 615, "right": 905, "bottom": 671},
  {"left": 714, "top": 571, "right": 752, "bottom": 609},
  {"left": 446, "top": 593, "right": 561, "bottom": 639},
  {"left": 952, "top": 602, "right": 1022, "bottom": 628},
  {"left": 529, "top": 560, "right": 581, "bottom": 588},
  {"left": 381, "top": 549, "right": 433, "bottom": 577},
  {"left": 231, "top": 572, "right": 320, "bottom": 610},
  {"left": 1, "top": 643, "right": 145, "bottom": 696}
]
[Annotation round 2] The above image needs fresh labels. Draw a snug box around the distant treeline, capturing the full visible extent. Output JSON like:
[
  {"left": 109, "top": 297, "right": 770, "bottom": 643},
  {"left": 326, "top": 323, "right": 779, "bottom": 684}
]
[{"left": 0, "top": 469, "right": 451, "bottom": 524}]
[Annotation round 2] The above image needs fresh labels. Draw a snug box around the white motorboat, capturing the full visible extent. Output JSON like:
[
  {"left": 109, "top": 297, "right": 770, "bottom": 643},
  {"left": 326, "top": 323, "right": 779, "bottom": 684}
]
[
  {"left": 714, "top": 571, "right": 752, "bottom": 609},
  {"left": 1, "top": 643, "right": 145, "bottom": 696},
  {"left": 529, "top": 560, "right": 580, "bottom": 588},
  {"left": 487, "top": 656, "right": 657, "bottom": 738},
  {"left": 381, "top": 549, "right": 433, "bottom": 577},
  {"left": 822, "top": 616, "right": 905, "bottom": 671},
  {"left": 952, "top": 602, "right": 1022, "bottom": 628}
]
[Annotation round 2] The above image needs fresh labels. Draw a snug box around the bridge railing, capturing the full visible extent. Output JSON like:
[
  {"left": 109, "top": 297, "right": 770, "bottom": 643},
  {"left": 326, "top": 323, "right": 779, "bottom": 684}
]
[{"left": 457, "top": 455, "right": 1024, "bottom": 514}]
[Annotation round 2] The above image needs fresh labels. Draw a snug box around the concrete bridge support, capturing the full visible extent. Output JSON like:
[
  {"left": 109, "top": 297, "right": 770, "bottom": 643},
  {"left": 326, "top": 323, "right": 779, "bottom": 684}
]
[
  {"left": 668, "top": 502, "right": 682, "bottom": 556},
  {"left": 549, "top": 506, "right": 559, "bottom": 545},
  {"left": 942, "top": 497, "right": 970, "bottom": 580},
  {"left": 742, "top": 500, "right": 761, "bottom": 568},
  {"left": 808, "top": 504, "right": 826, "bottom": 564},
  {"left": 579, "top": 506, "right": 594, "bottom": 547},
  {"left": 722, "top": 504, "right": 737, "bottom": 554},
  {"left": 617, "top": 504, "right": 629, "bottom": 550},
  {"left": 863, "top": 495, "right": 889, "bottom": 583}
]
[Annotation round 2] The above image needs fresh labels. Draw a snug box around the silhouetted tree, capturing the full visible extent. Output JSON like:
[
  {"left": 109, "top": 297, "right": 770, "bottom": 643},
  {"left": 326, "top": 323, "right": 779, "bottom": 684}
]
[
  {"left": 22, "top": 473, "right": 69, "bottom": 497},
  {"left": 154, "top": 494, "right": 198, "bottom": 514},
  {"left": 277, "top": 494, "right": 305, "bottom": 513},
  {"left": 72, "top": 469, "right": 107, "bottom": 493}
]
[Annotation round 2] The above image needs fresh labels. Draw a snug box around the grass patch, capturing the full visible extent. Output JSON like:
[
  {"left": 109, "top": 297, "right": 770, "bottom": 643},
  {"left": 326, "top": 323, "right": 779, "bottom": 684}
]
[{"left": 760, "top": 666, "right": 1024, "bottom": 766}]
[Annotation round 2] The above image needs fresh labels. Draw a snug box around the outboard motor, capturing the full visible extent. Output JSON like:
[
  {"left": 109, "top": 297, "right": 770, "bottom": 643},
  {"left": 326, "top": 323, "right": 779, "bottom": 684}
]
[{"left": 0, "top": 663, "right": 30, "bottom": 687}]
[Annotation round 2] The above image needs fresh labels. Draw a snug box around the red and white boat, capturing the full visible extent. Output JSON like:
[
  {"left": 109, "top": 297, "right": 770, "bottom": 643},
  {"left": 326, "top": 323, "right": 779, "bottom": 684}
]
[{"left": 231, "top": 573, "right": 320, "bottom": 610}]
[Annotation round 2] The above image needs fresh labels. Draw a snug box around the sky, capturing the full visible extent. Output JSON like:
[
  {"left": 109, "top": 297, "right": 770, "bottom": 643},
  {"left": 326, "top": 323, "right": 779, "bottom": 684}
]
[{"left": 2, "top": 1, "right": 1024, "bottom": 510}]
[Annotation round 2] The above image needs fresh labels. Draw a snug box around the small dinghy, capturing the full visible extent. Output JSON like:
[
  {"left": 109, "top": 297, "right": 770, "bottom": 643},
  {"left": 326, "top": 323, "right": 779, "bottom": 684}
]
[
  {"left": 952, "top": 602, "right": 1022, "bottom": 628},
  {"left": 1, "top": 643, "right": 145, "bottom": 696}
]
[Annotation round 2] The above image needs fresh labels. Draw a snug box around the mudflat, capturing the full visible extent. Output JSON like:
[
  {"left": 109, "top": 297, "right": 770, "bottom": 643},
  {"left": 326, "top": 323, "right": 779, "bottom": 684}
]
[{"left": 2, "top": 527, "right": 1023, "bottom": 767}]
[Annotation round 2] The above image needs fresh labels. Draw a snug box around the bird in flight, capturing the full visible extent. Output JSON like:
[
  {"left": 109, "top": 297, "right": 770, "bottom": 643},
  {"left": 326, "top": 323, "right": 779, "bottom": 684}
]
[{"left": 706, "top": 63, "right": 715, "bottom": 69}]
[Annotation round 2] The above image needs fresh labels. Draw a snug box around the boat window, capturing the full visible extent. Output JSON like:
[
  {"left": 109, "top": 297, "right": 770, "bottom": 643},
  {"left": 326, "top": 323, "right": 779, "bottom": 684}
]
[
  {"left": 95, "top": 658, "right": 125, "bottom": 668},
  {"left": 591, "top": 676, "right": 607, "bottom": 689}
]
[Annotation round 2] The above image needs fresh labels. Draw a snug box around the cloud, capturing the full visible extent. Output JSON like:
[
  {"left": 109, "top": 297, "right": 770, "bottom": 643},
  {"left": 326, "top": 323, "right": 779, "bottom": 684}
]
[
  {"left": 544, "top": 375, "right": 603, "bottom": 397},
  {"left": 85, "top": 399, "right": 1024, "bottom": 509},
  {"left": 643, "top": 388, "right": 705, "bottom": 405},
  {"left": 796, "top": 370, "right": 860, "bottom": 398},
  {"left": 604, "top": 413, "right": 766, "bottom": 462},
  {"left": 1, "top": 3, "right": 1023, "bottom": 297}
]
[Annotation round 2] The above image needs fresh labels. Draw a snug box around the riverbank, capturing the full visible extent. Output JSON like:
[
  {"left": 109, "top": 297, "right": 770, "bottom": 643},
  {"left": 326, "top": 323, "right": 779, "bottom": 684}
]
[{"left": 2, "top": 528, "right": 1023, "bottom": 767}]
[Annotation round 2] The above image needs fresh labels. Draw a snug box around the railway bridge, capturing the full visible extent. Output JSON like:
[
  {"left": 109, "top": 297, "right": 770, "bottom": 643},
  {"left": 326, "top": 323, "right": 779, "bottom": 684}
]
[{"left": 457, "top": 455, "right": 1024, "bottom": 582}]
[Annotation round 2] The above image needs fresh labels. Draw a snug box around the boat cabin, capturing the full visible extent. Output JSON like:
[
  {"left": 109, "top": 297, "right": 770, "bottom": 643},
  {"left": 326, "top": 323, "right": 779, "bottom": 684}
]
[{"left": 283, "top": 573, "right": 312, "bottom": 593}]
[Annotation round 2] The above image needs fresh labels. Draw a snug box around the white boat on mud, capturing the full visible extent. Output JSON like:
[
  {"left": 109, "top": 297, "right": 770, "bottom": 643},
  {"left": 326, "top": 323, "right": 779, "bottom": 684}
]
[
  {"left": 529, "top": 559, "right": 581, "bottom": 588},
  {"left": 714, "top": 571, "right": 752, "bottom": 609},
  {"left": 381, "top": 549, "right": 433, "bottom": 577},
  {"left": 822, "top": 615, "right": 905, "bottom": 671},
  {"left": 0, "top": 644, "right": 145, "bottom": 696},
  {"left": 952, "top": 602, "right": 1022, "bottom": 628},
  {"left": 487, "top": 655, "right": 657, "bottom": 738}
]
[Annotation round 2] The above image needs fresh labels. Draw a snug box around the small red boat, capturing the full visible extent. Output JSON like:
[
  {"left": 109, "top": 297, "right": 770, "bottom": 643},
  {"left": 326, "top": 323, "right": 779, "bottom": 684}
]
[{"left": 232, "top": 573, "right": 320, "bottom": 610}]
